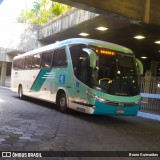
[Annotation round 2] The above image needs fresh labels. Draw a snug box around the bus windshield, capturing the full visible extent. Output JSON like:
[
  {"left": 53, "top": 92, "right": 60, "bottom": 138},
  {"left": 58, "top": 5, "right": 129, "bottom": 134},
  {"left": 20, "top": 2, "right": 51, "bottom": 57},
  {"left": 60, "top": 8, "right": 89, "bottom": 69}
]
[
  {"left": 91, "top": 47, "right": 139, "bottom": 96},
  {"left": 70, "top": 44, "right": 140, "bottom": 96}
]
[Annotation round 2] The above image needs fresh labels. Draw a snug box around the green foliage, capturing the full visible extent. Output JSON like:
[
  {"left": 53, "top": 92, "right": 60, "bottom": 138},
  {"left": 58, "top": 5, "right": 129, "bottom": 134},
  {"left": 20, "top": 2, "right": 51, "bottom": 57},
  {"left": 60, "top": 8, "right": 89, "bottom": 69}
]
[{"left": 17, "top": 0, "right": 71, "bottom": 25}]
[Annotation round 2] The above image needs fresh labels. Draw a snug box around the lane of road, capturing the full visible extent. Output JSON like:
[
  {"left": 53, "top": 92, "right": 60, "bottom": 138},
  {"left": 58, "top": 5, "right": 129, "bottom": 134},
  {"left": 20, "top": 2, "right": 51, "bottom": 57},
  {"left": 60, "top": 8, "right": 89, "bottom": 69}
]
[{"left": 0, "top": 88, "right": 160, "bottom": 159}]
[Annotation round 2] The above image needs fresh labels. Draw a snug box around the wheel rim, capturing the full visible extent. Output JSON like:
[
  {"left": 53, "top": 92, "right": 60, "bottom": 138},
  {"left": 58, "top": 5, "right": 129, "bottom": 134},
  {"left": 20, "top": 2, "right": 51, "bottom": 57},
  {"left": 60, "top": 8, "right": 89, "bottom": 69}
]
[{"left": 59, "top": 96, "right": 66, "bottom": 111}]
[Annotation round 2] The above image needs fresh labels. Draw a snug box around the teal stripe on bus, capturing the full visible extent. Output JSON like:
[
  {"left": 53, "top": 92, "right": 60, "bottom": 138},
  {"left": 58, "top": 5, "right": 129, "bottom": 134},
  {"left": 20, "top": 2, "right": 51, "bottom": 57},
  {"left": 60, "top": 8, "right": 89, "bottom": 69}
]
[{"left": 31, "top": 68, "right": 52, "bottom": 91}]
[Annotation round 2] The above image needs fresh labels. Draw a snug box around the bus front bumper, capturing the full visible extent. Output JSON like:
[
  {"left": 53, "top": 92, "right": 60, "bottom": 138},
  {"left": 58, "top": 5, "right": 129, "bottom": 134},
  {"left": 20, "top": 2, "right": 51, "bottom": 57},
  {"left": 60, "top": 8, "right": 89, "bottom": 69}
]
[{"left": 93, "top": 100, "right": 140, "bottom": 116}]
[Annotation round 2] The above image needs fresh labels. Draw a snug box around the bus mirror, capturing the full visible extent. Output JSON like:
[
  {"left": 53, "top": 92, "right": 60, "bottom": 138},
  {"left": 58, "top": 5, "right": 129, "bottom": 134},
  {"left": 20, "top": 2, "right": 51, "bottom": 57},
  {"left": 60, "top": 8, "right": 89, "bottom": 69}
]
[
  {"left": 82, "top": 48, "right": 96, "bottom": 68},
  {"left": 136, "top": 58, "right": 143, "bottom": 75}
]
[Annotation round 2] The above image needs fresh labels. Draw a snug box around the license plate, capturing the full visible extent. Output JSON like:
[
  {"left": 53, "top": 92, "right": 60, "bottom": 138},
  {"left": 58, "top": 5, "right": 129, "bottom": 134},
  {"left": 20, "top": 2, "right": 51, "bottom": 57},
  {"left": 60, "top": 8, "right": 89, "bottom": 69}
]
[{"left": 116, "top": 110, "right": 124, "bottom": 114}]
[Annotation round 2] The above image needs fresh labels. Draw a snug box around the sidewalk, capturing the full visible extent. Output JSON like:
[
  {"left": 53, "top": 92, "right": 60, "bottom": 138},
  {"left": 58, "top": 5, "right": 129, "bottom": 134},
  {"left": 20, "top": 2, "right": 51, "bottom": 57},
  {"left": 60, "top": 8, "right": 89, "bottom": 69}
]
[
  {"left": 140, "top": 93, "right": 160, "bottom": 121},
  {"left": 0, "top": 86, "right": 160, "bottom": 121}
]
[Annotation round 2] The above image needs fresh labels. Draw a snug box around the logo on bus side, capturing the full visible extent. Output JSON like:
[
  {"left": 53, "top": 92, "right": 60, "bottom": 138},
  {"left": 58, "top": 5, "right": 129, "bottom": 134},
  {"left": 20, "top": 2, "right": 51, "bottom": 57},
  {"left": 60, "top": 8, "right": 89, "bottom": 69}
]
[
  {"left": 76, "top": 82, "right": 79, "bottom": 88},
  {"left": 59, "top": 75, "right": 65, "bottom": 84}
]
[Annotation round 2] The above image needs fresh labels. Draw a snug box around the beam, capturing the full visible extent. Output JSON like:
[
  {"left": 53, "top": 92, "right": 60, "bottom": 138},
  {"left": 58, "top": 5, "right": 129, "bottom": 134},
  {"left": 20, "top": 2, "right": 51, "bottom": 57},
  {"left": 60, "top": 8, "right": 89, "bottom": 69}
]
[{"left": 144, "top": 0, "right": 150, "bottom": 23}]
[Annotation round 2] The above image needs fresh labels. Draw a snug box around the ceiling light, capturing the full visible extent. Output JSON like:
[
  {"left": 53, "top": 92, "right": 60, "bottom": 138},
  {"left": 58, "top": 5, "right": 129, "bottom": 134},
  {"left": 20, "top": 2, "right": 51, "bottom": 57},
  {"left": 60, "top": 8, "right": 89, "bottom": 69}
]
[
  {"left": 141, "top": 56, "right": 148, "bottom": 59},
  {"left": 134, "top": 35, "right": 145, "bottom": 39},
  {"left": 96, "top": 27, "right": 108, "bottom": 31},
  {"left": 154, "top": 41, "right": 160, "bottom": 44},
  {"left": 79, "top": 33, "right": 90, "bottom": 36}
]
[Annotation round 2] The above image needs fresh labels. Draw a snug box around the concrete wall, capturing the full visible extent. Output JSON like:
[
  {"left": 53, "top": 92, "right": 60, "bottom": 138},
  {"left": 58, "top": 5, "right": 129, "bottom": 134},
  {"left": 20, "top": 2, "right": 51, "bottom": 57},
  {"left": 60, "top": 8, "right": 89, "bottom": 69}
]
[{"left": 38, "top": 8, "right": 98, "bottom": 41}]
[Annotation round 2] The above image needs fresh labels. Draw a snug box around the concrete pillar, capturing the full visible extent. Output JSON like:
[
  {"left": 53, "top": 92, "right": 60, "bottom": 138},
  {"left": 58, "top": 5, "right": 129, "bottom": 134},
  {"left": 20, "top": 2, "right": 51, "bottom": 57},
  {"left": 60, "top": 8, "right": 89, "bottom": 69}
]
[
  {"left": 0, "top": 62, "right": 7, "bottom": 86},
  {"left": 144, "top": 0, "right": 150, "bottom": 23}
]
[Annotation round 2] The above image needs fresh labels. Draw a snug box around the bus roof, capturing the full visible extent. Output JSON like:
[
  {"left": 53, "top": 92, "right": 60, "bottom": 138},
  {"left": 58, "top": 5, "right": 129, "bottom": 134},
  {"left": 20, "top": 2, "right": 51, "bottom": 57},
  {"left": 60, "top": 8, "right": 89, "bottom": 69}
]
[{"left": 14, "top": 38, "right": 133, "bottom": 59}]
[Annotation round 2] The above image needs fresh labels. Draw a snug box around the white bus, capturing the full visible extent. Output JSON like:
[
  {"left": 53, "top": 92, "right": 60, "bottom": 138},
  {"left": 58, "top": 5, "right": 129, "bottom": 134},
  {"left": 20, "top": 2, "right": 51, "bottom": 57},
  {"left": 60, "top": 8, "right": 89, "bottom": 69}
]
[{"left": 11, "top": 38, "right": 143, "bottom": 115}]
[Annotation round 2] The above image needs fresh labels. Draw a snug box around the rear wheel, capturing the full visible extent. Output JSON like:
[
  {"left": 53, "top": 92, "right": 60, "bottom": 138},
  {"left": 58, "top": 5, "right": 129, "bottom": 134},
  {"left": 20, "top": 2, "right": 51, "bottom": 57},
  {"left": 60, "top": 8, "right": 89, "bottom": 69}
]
[
  {"left": 18, "top": 85, "right": 24, "bottom": 100},
  {"left": 57, "top": 92, "right": 67, "bottom": 112}
]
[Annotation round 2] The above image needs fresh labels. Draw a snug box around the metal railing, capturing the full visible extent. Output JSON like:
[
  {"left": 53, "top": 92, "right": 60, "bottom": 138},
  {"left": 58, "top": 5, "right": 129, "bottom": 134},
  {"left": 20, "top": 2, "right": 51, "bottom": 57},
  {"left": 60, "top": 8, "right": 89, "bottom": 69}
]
[
  {"left": 140, "top": 77, "right": 160, "bottom": 94},
  {"left": 140, "top": 77, "right": 160, "bottom": 114},
  {"left": 141, "top": 97, "right": 160, "bottom": 113}
]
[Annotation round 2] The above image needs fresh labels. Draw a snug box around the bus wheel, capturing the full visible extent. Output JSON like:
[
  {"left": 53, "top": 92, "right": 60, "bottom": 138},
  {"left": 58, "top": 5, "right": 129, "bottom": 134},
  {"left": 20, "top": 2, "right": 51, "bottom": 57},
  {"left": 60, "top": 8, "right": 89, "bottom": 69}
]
[
  {"left": 18, "top": 85, "right": 24, "bottom": 100},
  {"left": 57, "top": 92, "right": 67, "bottom": 112}
]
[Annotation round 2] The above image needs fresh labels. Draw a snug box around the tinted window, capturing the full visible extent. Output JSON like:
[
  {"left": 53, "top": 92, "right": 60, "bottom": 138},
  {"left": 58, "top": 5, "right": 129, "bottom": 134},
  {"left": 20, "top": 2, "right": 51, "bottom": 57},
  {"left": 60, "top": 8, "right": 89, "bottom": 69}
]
[
  {"left": 41, "top": 52, "right": 53, "bottom": 68},
  {"left": 24, "top": 56, "right": 32, "bottom": 70},
  {"left": 52, "top": 48, "right": 67, "bottom": 67},
  {"left": 18, "top": 58, "right": 25, "bottom": 70},
  {"left": 119, "top": 56, "right": 133, "bottom": 68},
  {"left": 70, "top": 44, "right": 90, "bottom": 85},
  {"left": 13, "top": 60, "right": 19, "bottom": 70},
  {"left": 32, "top": 54, "right": 41, "bottom": 69}
]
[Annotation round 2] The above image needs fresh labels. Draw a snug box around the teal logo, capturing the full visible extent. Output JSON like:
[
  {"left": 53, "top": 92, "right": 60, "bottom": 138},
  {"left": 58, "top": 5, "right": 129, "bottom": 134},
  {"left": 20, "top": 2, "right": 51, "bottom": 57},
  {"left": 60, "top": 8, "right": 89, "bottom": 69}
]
[
  {"left": 59, "top": 75, "right": 65, "bottom": 84},
  {"left": 76, "top": 82, "right": 79, "bottom": 88}
]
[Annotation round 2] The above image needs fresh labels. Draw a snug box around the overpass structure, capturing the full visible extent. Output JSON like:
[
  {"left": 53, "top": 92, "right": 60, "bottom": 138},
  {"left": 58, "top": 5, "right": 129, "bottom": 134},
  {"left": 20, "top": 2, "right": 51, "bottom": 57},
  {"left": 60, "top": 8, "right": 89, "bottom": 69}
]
[{"left": 0, "top": 0, "right": 160, "bottom": 87}]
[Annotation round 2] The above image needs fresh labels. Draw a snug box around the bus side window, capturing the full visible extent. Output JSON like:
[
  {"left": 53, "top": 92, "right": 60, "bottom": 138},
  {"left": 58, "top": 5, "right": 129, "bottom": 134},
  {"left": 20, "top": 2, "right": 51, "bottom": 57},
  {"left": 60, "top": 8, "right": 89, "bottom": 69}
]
[
  {"left": 70, "top": 44, "right": 90, "bottom": 85},
  {"left": 32, "top": 54, "right": 41, "bottom": 69},
  {"left": 78, "top": 56, "right": 89, "bottom": 84},
  {"left": 13, "top": 60, "right": 19, "bottom": 70},
  {"left": 52, "top": 48, "right": 67, "bottom": 67},
  {"left": 24, "top": 56, "right": 32, "bottom": 70},
  {"left": 41, "top": 52, "right": 53, "bottom": 68},
  {"left": 18, "top": 58, "right": 25, "bottom": 70}
]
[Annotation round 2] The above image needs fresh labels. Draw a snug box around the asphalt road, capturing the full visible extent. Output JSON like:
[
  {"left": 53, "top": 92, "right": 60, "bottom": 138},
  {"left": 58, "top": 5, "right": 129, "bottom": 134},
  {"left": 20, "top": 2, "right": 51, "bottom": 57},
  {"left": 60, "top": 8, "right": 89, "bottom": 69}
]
[{"left": 0, "top": 88, "right": 160, "bottom": 160}]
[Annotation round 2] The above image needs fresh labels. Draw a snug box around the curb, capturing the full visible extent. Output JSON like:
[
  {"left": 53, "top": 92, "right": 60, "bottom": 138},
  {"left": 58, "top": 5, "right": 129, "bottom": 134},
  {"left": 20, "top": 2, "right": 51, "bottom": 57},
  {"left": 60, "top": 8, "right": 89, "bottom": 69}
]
[
  {"left": 0, "top": 86, "right": 11, "bottom": 90},
  {"left": 137, "top": 111, "right": 160, "bottom": 121}
]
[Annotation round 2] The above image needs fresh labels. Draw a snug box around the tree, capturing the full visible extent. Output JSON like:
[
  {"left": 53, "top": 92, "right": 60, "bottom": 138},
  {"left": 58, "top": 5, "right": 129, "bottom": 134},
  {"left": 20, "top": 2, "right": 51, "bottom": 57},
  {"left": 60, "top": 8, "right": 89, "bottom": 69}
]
[{"left": 17, "top": 0, "right": 71, "bottom": 25}]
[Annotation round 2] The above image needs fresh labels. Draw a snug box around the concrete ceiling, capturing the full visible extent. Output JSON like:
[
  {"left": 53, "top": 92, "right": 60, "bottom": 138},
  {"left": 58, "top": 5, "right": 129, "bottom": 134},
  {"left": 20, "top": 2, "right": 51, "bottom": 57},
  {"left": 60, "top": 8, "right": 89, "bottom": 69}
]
[
  {"left": 40, "top": 14, "right": 160, "bottom": 63},
  {"left": 54, "top": 0, "right": 160, "bottom": 25}
]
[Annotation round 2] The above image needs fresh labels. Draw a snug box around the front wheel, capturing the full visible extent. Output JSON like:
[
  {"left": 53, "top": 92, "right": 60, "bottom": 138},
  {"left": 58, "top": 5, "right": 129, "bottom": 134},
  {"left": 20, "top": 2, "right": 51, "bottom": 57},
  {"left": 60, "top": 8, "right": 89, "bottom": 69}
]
[
  {"left": 18, "top": 85, "right": 24, "bottom": 100},
  {"left": 57, "top": 93, "right": 67, "bottom": 112}
]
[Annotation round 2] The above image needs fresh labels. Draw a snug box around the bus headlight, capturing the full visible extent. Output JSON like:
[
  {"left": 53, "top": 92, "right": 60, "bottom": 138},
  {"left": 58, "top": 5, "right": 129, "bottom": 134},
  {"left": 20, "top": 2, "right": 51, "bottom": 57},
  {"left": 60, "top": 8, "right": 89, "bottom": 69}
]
[{"left": 86, "top": 91, "right": 141, "bottom": 107}]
